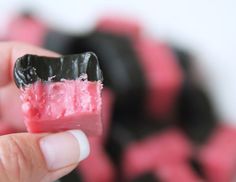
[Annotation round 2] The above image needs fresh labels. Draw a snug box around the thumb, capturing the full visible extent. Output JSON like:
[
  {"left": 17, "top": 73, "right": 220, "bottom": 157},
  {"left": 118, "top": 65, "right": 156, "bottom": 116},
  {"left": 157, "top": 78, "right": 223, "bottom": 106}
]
[{"left": 0, "top": 130, "right": 90, "bottom": 182}]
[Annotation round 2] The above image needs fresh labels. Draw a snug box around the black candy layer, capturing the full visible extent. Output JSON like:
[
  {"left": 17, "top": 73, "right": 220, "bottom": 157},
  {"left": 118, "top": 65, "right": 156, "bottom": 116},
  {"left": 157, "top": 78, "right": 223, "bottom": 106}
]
[
  {"left": 177, "top": 83, "right": 217, "bottom": 144},
  {"left": 14, "top": 52, "right": 103, "bottom": 88},
  {"left": 173, "top": 47, "right": 217, "bottom": 144}
]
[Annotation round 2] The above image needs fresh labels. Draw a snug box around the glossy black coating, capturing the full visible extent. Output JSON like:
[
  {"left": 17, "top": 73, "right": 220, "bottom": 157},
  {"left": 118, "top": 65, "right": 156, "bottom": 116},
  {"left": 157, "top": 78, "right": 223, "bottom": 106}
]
[{"left": 14, "top": 52, "right": 103, "bottom": 88}]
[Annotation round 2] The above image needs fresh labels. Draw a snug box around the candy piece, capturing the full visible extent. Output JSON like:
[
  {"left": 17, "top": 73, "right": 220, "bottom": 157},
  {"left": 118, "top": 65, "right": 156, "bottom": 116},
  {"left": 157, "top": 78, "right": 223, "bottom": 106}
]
[
  {"left": 135, "top": 38, "right": 183, "bottom": 119},
  {"left": 177, "top": 83, "right": 217, "bottom": 143},
  {"left": 122, "top": 129, "right": 192, "bottom": 180},
  {"left": 173, "top": 47, "right": 217, "bottom": 143},
  {"left": 104, "top": 116, "right": 170, "bottom": 172},
  {"left": 96, "top": 17, "right": 141, "bottom": 40},
  {"left": 13, "top": 52, "right": 103, "bottom": 135},
  {"left": 199, "top": 126, "right": 236, "bottom": 182}
]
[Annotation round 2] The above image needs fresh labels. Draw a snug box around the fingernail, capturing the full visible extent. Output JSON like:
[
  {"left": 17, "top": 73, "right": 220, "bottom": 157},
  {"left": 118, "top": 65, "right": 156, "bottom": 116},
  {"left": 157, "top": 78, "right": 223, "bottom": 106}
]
[{"left": 40, "top": 130, "right": 90, "bottom": 170}]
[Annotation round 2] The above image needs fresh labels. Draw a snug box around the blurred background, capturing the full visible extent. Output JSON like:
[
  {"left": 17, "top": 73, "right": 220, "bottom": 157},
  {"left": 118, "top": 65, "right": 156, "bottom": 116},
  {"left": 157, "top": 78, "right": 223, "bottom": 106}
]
[
  {"left": 0, "top": 0, "right": 236, "bottom": 182},
  {"left": 1, "top": 0, "right": 236, "bottom": 124}
]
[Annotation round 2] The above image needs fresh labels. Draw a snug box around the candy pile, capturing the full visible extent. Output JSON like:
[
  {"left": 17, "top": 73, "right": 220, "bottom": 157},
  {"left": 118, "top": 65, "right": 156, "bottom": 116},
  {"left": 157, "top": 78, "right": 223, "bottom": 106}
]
[{"left": 2, "top": 13, "right": 236, "bottom": 182}]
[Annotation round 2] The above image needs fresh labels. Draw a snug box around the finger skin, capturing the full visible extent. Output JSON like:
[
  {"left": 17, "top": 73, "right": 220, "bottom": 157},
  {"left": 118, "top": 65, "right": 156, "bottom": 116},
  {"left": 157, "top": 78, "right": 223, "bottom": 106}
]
[
  {"left": 0, "top": 83, "right": 25, "bottom": 130},
  {"left": 0, "top": 133, "right": 78, "bottom": 182}
]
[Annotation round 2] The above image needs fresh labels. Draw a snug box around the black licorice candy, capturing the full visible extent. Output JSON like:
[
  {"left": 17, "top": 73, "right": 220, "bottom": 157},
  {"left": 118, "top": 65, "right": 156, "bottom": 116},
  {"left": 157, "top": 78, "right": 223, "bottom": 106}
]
[
  {"left": 173, "top": 47, "right": 217, "bottom": 144},
  {"left": 14, "top": 52, "right": 103, "bottom": 88},
  {"left": 177, "top": 82, "right": 217, "bottom": 144},
  {"left": 43, "top": 30, "right": 78, "bottom": 54},
  {"left": 13, "top": 51, "right": 104, "bottom": 135}
]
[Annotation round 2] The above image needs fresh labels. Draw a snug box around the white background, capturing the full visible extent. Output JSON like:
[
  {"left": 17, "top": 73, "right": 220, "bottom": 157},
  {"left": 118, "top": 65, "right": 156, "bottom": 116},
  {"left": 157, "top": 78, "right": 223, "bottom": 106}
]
[{"left": 0, "top": 0, "right": 236, "bottom": 125}]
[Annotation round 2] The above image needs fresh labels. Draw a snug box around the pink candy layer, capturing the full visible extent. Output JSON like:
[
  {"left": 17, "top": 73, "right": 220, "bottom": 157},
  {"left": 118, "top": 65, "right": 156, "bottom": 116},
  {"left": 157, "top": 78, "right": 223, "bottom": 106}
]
[
  {"left": 96, "top": 17, "right": 141, "bottom": 40},
  {"left": 20, "top": 79, "right": 102, "bottom": 135},
  {"left": 136, "top": 39, "right": 183, "bottom": 118},
  {"left": 199, "top": 126, "right": 236, "bottom": 182},
  {"left": 122, "top": 129, "right": 192, "bottom": 179}
]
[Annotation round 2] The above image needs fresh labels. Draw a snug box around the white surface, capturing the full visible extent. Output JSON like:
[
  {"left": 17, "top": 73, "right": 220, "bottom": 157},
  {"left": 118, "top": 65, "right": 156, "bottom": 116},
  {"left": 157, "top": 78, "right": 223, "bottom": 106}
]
[{"left": 0, "top": 0, "right": 236, "bottom": 124}]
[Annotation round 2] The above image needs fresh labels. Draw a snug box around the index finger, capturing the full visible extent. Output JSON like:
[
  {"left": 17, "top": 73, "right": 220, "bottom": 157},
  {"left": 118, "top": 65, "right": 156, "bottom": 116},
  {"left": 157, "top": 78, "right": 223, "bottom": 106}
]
[{"left": 0, "top": 41, "right": 59, "bottom": 87}]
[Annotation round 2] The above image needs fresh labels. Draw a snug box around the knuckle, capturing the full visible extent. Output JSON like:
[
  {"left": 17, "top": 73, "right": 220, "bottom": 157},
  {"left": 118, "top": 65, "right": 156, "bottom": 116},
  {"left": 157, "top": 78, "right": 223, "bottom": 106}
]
[{"left": 0, "top": 135, "right": 32, "bottom": 181}]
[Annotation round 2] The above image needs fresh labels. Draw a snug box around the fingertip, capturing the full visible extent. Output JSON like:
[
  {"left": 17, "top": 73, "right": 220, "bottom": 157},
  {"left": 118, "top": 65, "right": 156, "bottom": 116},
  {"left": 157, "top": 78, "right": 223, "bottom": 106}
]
[
  {"left": 39, "top": 130, "right": 90, "bottom": 171},
  {"left": 67, "top": 130, "right": 90, "bottom": 161}
]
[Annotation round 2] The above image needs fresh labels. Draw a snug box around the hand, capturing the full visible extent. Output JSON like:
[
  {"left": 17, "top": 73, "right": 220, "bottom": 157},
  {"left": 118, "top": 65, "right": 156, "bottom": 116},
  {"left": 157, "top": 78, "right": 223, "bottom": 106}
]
[
  {"left": 0, "top": 42, "right": 90, "bottom": 182},
  {"left": 0, "top": 41, "right": 59, "bottom": 131}
]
